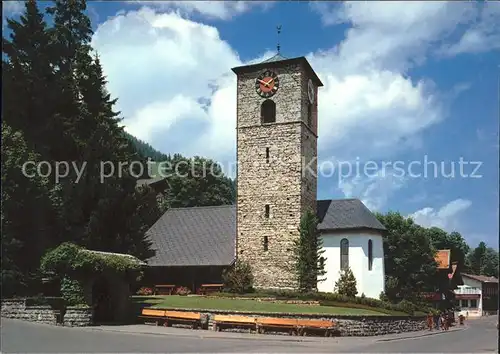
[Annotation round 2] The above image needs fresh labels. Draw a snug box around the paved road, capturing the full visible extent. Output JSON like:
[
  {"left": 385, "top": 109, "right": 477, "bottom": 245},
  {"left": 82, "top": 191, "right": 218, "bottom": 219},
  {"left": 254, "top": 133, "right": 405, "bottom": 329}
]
[{"left": 2, "top": 316, "right": 498, "bottom": 353}]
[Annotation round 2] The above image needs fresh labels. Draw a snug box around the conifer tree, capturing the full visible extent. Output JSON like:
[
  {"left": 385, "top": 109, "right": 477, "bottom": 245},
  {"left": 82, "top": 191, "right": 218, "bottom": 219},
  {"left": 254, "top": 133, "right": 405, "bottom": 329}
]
[
  {"left": 292, "top": 208, "right": 326, "bottom": 292},
  {"left": 2, "top": 0, "right": 56, "bottom": 158},
  {"left": 46, "top": 0, "right": 94, "bottom": 162},
  {"left": 334, "top": 266, "right": 358, "bottom": 298},
  {"left": 45, "top": 0, "right": 161, "bottom": 257}
]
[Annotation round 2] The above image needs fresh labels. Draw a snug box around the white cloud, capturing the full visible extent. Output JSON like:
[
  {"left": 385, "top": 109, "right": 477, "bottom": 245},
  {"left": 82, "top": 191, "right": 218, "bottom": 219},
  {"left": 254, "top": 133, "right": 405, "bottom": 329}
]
[
  {"left": 338, "top": 168, "right": 407, "bottom": 211},
  {"left": 313, "top": 70, "right": 441, "bottom": 159},
  {"left": 2, "top": 0, "right": 24, "bottom": 26},
  {"left": 408, "top": 198, "right": 472, "bottom": 231},
  {"left": 92, "top": 7, "right": 240, "bottom": 165},
  {"left": 126, "top": 1, "right": 270, "bottom": 20},
  {"left": 312, "top": 1, "right": 499, "bottom": 66},
  {"left": 311, "top": 1, "right": 477, "bottom": 72},
  {"left": 439, "top": 2, "right": 500, "bottom": 56},
  {"left": 91, "top": 2, "right": 497, "bottom": 174},
  {"left": 2, "top": 1, "right": 24, "bottom": 16}
]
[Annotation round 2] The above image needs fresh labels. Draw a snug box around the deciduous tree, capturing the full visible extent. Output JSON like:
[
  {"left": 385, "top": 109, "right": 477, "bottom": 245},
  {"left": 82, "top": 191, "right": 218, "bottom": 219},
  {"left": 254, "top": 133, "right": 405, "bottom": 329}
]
[{"left": 376, "top": 212, "right": 438, "bottom": 302}]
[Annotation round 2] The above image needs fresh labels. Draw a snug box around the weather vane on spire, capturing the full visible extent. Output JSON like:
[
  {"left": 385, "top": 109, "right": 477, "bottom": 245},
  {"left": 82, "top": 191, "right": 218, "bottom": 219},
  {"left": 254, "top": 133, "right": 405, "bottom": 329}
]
[{"left": 276, "top": 25, "right": 282, "bottom": 54}]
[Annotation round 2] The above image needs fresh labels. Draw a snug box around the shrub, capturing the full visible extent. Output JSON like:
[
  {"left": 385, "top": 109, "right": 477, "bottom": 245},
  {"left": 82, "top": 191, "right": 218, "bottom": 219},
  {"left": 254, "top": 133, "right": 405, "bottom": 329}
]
[
  {"left": 136, "top": 287, "right": 153, "bottom": 296},
  {"left": 379, "top": 291, "right": 389, "bottom": 302},
  {"left": 334, "top": 267, "right": 358, "bottom": 297},
  {"left": 222, "top": 260, "right": 254, "bottom": 293},
  {"left": 175, "top": 286, "right": 191, "bottom": 295},
  {"left": 318, "top": 300, "right": 405, "bottom": 315},
  {"left": 40, "top": 242, "right": 143, "bottom": 279},
  {"left": 60, "top": 277, "right": 85, "bottom": 306},
  {"left": 397, "top": 299, "right": 417, "bottom": 316}
]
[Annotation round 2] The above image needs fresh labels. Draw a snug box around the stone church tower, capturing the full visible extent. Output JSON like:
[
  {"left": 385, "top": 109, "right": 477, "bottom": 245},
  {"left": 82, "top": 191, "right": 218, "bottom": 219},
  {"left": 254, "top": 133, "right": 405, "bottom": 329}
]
[{"left": 231, "top": 55, "right": 323, "bottom": 289}]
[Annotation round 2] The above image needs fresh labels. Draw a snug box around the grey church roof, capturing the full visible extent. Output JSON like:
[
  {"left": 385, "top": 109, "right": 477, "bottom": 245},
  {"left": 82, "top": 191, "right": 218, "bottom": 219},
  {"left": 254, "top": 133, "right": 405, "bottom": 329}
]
[
  {"left": 146, "top": 205, "right": 236, "bottom": 267},
  {"left": 260, "top": 53, "right": 289, "bottom": 63},
  {"left": 317, "top": 199, "right": 386, "bottom": 232},
  {"left": 145, "top": 198, "right": 384, "bottom": 267}
]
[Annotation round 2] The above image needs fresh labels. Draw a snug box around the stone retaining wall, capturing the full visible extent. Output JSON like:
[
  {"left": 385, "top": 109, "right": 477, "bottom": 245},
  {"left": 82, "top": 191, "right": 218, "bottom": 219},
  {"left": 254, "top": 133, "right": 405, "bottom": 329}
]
[
  {"left": 1, "top": 299, "right": 92, "bottom": 327},
  {"left": 1, "top": 299, "right": 58, "bottom": 325},
  {"left": 64, "top": 306, "right": 93, "bottom": 327},
  {"left": 152, "top": 307, "right": 426, "bottom": 336}
]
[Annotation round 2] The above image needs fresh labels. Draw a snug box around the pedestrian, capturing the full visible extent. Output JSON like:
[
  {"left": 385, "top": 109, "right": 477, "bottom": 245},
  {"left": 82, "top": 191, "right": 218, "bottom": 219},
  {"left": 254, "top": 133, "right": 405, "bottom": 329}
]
[
  {"left": 434, "top": 312, "right": 440, "bottom": 329},
  {"left": 427, "top": 312, "right": 434, "bottom": 331}
]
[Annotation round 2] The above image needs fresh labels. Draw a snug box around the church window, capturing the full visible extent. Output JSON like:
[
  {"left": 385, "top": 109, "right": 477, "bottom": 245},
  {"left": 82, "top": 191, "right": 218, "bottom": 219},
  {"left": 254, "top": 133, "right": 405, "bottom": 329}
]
[
  {"left": 261, "top": 99, "right": 276, "bottom": 123},
  {"left": 266, "top": 147, "right": 270, "bottom": 163},
  {"left": 263, "top": 236, "right": 268, "bottom": 251},
  {"left": 340, "top": 238, "right": 349, "bottom": 270},
  {"left": 368, "top": 239, "right": 373, "bottom": 271},
  {"left": 265, "top": 204, "right": 270, "bottom": 218},
  {"left": 307, "top": 103, "right": 312, "bottom": 126}
]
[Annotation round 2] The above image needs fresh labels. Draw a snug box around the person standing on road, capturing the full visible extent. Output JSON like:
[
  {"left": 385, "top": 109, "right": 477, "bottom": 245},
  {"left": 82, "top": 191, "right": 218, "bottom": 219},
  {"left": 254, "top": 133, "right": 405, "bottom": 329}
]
[{"left": 427, "top": 312, "right": 434, "bottom": 330}]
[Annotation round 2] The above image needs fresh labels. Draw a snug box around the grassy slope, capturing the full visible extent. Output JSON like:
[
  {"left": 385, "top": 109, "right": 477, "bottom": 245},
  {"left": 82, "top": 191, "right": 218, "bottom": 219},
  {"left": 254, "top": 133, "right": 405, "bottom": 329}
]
[{"left": 132, "top": 295, "right": 387, "bottom": 316}]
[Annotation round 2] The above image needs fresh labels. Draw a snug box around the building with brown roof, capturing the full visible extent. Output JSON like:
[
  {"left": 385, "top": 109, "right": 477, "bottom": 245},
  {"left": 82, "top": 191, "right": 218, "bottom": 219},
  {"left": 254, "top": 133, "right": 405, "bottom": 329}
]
[{"left": 455, "top": 273, "right": 499, "bottom": 317}]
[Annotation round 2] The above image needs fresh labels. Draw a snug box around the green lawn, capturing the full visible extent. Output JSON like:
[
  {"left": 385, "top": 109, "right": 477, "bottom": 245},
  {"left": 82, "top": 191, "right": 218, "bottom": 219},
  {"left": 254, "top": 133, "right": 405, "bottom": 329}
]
[{"left": 132, "top": 295, "right": 387, "bottom": 316}]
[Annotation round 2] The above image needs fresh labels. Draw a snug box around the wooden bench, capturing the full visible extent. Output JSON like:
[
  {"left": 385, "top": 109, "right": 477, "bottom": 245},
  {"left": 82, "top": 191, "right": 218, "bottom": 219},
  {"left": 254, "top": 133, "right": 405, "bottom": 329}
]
[
  {"left": 198, "top": 283, "right": 224, "bottom": 295},
  {"left": 164, "top": 310, "right": 203, "bottom": 329},
  {"left": 296, "top": 319, "right": 336, "bottom": 337},
  {"left": 138, "top": 308, "right": 166, "bottom": 325},
  {"left": 212, "top": 315, "right": 257, "bottom": 332},
  {"left": 154, "top": 284, "right": 176, "bottom": 295},
  {"left": 256, "top": 318, "right": 300, "bottom": 335}
]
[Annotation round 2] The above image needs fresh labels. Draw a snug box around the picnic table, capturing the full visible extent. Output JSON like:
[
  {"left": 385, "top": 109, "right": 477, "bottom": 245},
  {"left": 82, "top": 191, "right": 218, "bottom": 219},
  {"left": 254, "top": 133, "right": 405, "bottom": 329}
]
[
  {"left": 198, "top": 283, "right": 224, "bottom": 295},
  {"left": 154, "top": 284, "right": 175, "bottom": 295}
]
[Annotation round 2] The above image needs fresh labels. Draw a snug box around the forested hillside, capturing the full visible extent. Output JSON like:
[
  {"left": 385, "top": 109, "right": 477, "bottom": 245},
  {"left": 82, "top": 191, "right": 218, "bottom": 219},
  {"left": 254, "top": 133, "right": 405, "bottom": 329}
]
[
  {"left": 124, "top": 132, "right": 236, "bottom": 208},
  {"left": 1, "top": 0, "right": 234, "bottom": 297},
  {"left": 124, "top": 132, "right": 169, "bottom": 162}
]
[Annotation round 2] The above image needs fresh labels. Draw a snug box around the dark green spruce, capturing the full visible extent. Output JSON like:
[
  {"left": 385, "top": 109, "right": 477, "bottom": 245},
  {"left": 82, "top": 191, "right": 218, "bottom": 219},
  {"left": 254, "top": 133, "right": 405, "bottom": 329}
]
[{"left": 292, "top": 208, "right": 326, "bottom": 292}]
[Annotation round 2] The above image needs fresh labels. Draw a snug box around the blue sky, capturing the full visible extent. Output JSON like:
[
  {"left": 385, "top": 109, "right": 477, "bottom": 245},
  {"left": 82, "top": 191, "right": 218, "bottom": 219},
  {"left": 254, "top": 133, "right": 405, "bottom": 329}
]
[{"left": 3, "top": 1, "right": 499, "bottom": 249}]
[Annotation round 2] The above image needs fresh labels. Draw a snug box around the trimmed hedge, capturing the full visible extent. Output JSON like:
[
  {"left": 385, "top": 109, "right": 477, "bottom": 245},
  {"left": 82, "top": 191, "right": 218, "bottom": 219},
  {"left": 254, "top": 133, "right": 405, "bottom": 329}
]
[
  {"left": 318, "top": 300, "right": 407, "bottom": 316},
  {"left": 213, "top": 289, "right": 433, "bottom": 316}
]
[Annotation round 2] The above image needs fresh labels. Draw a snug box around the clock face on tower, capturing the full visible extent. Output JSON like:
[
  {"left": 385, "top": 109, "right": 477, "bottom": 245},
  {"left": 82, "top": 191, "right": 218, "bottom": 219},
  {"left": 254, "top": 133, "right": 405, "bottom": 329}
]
[{"left": 255, "top": 70, "right": 280, "bottom": 98}]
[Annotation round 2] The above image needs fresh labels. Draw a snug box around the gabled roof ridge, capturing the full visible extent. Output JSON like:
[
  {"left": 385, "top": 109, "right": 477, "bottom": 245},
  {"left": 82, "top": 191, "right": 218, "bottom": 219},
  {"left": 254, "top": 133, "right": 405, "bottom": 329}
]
[{"left": 317, "top": 198, "right": 360, "bottom": 202}]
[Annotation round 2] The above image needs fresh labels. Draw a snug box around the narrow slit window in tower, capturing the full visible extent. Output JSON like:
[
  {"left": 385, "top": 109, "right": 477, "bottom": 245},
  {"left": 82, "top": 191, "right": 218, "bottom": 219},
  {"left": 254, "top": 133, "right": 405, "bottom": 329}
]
[
  {"left": 265, "top": 204, "right": 270, "bottom": 218},
  {"left": 266, "top": 147, "right": 270, "bottom": 163},
  {"left": 263, "top": 236, "right": 268, "bottom": 251},
  {"left": 307, "top": 103, "right": 312, "bottom": 127}
]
